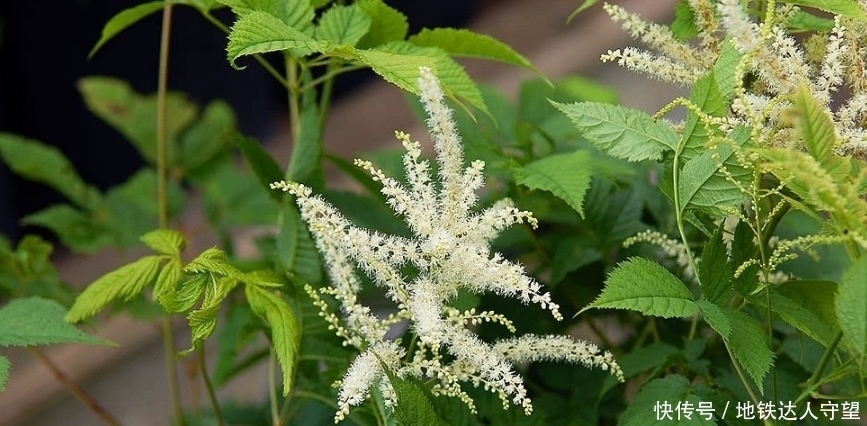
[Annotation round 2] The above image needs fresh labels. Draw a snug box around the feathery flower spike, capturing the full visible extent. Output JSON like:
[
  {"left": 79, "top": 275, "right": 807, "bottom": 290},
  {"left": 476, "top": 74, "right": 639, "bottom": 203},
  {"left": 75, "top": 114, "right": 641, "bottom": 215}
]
[{"left": 271, "top": 66, "right": 622, "bottom": 422}]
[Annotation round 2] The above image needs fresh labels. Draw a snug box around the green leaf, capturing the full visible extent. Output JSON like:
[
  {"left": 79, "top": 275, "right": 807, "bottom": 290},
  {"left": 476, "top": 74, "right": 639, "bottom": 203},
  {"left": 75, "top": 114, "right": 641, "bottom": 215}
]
[
  {"left": 0, "top": 297, "right": 113, "bottom": 346},
  {"left": 286, "top": 92, "right": 325, "bottom": 189},
  {"left": 245, "top": 285, "right": 300, "bottom": 396},
  {"left": 185, "top": 247, "right": 245, "bottom": 280},
  {"left": 681, "top": 73, "right": 727, "bottom": 159},
  {"left": 620, "top": 375, "right": 715, "bottom": 425},
  {"left": 153, "top": 257, "right": 183, "bottom": 301},
  {"left": 0, "top": 356, "right": 9, "bottom": 392},
  {"left": 697, "top": 300, "right": 731, "bottom": 339},
  {"left": 567, "top": 0, "right": 600, "bottom": 22},
  {"left": 314, "top": 4, "right": 371, "bottom": 46},
  {"left": 227, "top": 11, "right": 328, "bottom": 68},
  {"left": 781, "top": 0, "right": 866, "bottom": 19},
  {"left": 140, "top": 229, "right": 186, "bottom": 256},
  {"left": 671, "top": 0, "right": 698, "bottom": 41},
  {"left": 344, "top": 44, "right": 434, "bottom": 95},
  {"left": 182, "top": 275, "right": 238, "bottom": 354},
  {"left": 159, "top": 273, "right": 207, "bottom": 313},
  {"left": 179, "top": 100, "right": 237, "bottom": 174},
  {"left": 277, "top": 204, "right": 322, "bottom": 285},
  {"left": 753, "top": 290, "right": 837, "bottom": 347},
  {"left": 601, "top": 342, "right": 679, "bottom": 394},
  {"left": 380, "top": 364, "right": 445, "bottom": 426},
  {"left": 356, "top": 0, "right": 408, "bottom": 49},
  {"left": 410, "top": 28, "right": 537, "bottom": 74},
  {"left": 233, "top": 134, "right": 284, "bottom": 201},
  {"left": 373, "top": 42, "right": 486, "bottom": 115},
  {"left": 837, "top": 257, "right": 867, "bottom": 356},
  {"left": 581, "top": 258, "right": 698, "bottom": 318},
  {"left": 0, "top": 236, "right": 74, "bottom": 304},
  {"left": 713, "top": 39, "right": 743, "bottom": 101},
  {"left": 0, "top": 134, "right": 102, "bottom": 210},
  {"left": 552, "top": 101, "right": 678, "bottom": 162},
  {"left": 22, "top": 204, "right": 113, "bottom": 253},
  {"left": 89, "top": 1, "right": 166, "bottom": 58},
  {"left": 792, "top": 84, "right": 836, "bottom": 165},
  {"left": 66, "top": 255, "right": 164, "bottom": 322},
  {"left": 698, "top": 224, "right": 733, "bottom": 303},
  {"left": 774, "top": 281, "right": 839, "bottom": 345},
  {"left": 218, "top": 0, "right": 315, "bottom": 32},
  {"left": 787, "top": 11, "right": 835, "bottom": 32},
  {"left": 514, "top": 150, "right": 594, "bottom": 217},
  {"left": 723, "top": 309, "right": 774, "bottom": 395},
  {"left": 78, "top": 77, "right": 198, "bottom": 165}
]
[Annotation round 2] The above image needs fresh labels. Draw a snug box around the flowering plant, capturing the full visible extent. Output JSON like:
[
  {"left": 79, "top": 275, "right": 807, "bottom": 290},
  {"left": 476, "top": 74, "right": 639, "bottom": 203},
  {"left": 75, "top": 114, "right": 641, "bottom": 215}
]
[{"left": 272, "top": 66, "right": 622, "bottom": 422}]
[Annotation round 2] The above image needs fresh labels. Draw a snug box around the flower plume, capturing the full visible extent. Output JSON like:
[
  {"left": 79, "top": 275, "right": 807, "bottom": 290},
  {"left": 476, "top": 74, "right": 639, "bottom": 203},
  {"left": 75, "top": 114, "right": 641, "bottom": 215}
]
[{"left": 271, "top": 66, "right": 622, "bottom": 422}]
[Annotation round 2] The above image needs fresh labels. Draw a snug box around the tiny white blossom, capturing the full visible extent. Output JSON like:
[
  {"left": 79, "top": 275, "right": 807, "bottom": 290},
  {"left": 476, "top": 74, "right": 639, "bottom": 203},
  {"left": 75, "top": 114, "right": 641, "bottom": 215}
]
[{"left": 272, "top": 67, "right": 622, "bottom": 421}]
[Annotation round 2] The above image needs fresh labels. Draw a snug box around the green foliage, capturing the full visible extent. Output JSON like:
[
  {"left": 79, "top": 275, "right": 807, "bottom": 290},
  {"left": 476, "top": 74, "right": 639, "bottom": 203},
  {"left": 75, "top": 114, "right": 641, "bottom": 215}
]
[
  {"left": 381, "top": 365, "right": 445, "bottom": 426},
  {"left": 0, "top": 134, "right": 102, "bottom": 210},
  {"left": 65, "top": 255, "right": 164, "bottom": 323},
  {"left": 837, "top": 257, "right": 867, "bottom": 356},
  {"left": 582, "top": 257, "right": 699, "bottom": 318},
  {"left": 245, "top": 284, "right": 300, "bottom": 396},
  {"left": 552, "top": 101, "right": 678, "bottom": 162},
  {"left": 0, "top": 236, "right": 74, "bottom": 304},
  {"left": 514, "top": 150, "right": 594, "bottom": 217},
  {"left": 408, "top": 28, "right": 538, "bottom": 73},
  {"left": 0, "top": 297, "right": 114, "bottom": 391},
  {"left": 89, "top": 1, "right": 166, "bottom": 58},
  {"left": 781, "top": 0, "right": 867, "bottom": 19},
  {"left": 619, "top": 375, "right": 714, "bottom": 425}
]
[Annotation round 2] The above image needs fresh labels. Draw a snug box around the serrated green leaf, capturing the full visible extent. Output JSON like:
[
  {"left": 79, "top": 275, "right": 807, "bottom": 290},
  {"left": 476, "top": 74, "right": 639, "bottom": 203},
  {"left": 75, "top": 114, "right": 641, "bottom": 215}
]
[
  {"left": 356, "top": 0, "right": 407, "bottom": 48},
  {"left": 218, "top": 0, "right": 315, "bottom": 31},
  {"left": 671, "top": 0, "right": 698, "bottom": 41},
  {"left": 793, "top": 84, "right": 836, "bottom": 165},
  {"left": 153, "top": 257, "right": 183, "bottom": 300},
  {"left": 410, "top": 28, "right": 537, "bottom": 73},
  {"left": 373, "top": 42, "right": 487, "bottom": 115},
  {"left": 514, "top": 150, "right": 593, "bottom": 217},
  {"left": 697, "top": 300, "right": 731, "bottom": 338},
  {"left": 227, "top": 11, "right": 328, "bottom": 68},
  {"left": 277, "top": 204, "right": 322, "bottom": 285},
  {"left": 22, "top": 204, "right": 112, "bottom": 253},
  {"left": 380, "top": 364, "right": 445, "bottom": 426},
  {"left": 752, "top": 290, "right": 837, "bottom": 347},
  {"left": 179, "top": 100, "right": 236, "bottom": 174},
  {"left": 314, "top": 4, "right": 371, "bottom": 46},
  {"left": 837, "top": 257, "right": 867, "bottom": 356},
  {"left": 66, "top": 255, "right": 164, "bottom": 322},
  {"left": 714, "top": 39, "right": 743, "bottom": 101},
  {"left": 782, "top": 0, "right": 866, "bottom": 19},
  {"left": 141, "top": 229, "right": 186, "bottom": 256},
  {"left": 582, "top": 258, "right": 698, "bottom": 318},
  {"left": 681, "top": 73, "right": 726, "bottom": 159},
  {"left": 185, "top": 247, "right": 245, "bottom": 280},
  {"left": 678, "top": 146, "right": 746, "bottom": 218},
  {"left": 78, "top": 77, "right": 197, "bottom": 165},
  {"left": 0, "top": 297, "right": 113, "bottom": 346},
  {"left": 343, "top": 45, "right": 433, "bottom": 95},
  {"left": 0, "top": 134, "right": 102, "bottom": 210},
  {"left": 233, "top": 133, "right": 284, "bottom": 200},
  {"left": 184, "top": 301, "right": 221, "bottom": 354},
  {"left": 620, "top": 375, "right": 715, "bottom": 425},
  {"left": 776, "top": 280, "right": 839, "bottom": 345},
  {"left": 89, "top": 1, "right": 166, "bottom": 58},
  {"left": 723, "top": 309, "right": 774, "bottom": 395},
  {"left": 245, "top": 285, "right": 300, "bottom": 395},
  {"left": 0, "top": 236, "right": 74, "bottom": 305},
  {"left": 552, "top": 101, "right": 678, "bottom": 162},
  {"left": 159, "top": 273, "right": 208, "bottom": 312},
  {"left": 0, "top": 356, "right": 9, "bottom": 392},
  {"left": 698, "top": 224, "right": 733, "bottom": 303}
]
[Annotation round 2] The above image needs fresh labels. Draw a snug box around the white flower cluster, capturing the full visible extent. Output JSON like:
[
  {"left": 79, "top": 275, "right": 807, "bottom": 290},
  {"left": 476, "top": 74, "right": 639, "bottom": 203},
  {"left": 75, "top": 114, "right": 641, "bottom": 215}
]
[
  {"left": 602, "top": 1, "right": 867, "bottom": 159},
  {"left": 271, "top": 67, "right": 623, "bottom": 422}
]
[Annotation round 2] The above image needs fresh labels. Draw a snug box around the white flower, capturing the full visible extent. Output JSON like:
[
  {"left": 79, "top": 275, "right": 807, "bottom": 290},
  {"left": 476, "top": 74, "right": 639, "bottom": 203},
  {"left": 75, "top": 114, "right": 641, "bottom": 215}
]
[{"left": 271, "top": 66, "right": 622, "bottom": 421}]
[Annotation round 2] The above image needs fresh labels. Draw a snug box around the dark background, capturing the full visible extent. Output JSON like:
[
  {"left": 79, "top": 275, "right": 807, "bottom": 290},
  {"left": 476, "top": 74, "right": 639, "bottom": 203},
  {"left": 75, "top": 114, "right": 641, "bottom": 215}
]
[{"left": 0, "top": 0, "right": 476, "bottom": 241}]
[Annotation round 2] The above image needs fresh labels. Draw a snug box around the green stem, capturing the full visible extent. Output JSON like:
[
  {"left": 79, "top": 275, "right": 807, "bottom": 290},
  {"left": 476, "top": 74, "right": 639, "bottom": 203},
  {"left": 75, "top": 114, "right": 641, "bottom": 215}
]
[
  {"left": 199, "top": 11, "right": 290, "bottom": 89},
  {"left": 29, "top": 348, "right": 121, "bottom": 426},
  {"left": 156, "top": 4, "right": 185, "bottom": 425},
  {"left": 198, "top": 349, "right": 224, "bottom": 426},
  {"left": 269, "top": 351, "right": 280, "bottom": 426},
  {"left": 795, "top": 331, "right": 843, "bottom": 404},
  {"left": 285, "top": 54, "right": 301, "bottom": 147}
]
